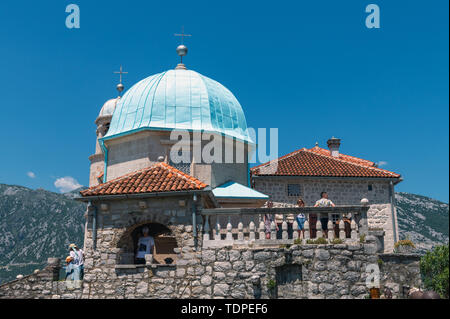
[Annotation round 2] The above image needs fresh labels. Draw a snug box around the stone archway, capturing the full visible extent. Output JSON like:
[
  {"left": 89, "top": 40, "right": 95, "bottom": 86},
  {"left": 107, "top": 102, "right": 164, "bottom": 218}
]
[{"left": 116, "top": 221, "right": 178, "bottom": 265}]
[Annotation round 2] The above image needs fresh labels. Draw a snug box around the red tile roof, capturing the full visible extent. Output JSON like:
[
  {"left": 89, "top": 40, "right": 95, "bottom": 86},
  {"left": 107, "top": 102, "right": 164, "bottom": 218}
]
[
  {"left": 308, "top": 146, "right": 375, "bottom": 167},
  {"left": 80, "top": 162, "right": 208, "bottom": 197},
  {"left": 251, "top": 147, "right": 400, "bottom": 178}
]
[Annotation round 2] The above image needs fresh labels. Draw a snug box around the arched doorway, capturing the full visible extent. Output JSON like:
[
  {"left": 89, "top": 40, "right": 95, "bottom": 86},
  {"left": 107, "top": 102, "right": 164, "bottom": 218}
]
[{"left": 117, "top": 222, "right": 178, "bottom": 265}]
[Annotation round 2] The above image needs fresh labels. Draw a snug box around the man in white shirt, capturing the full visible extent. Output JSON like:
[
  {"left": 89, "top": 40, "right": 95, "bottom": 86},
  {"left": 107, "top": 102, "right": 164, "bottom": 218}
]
[
  {"left": 314, "top": 192, "right": 335, "bottom": 238},
  {"left": 135, "top": 227, "right": 155, "bottom": 264}
]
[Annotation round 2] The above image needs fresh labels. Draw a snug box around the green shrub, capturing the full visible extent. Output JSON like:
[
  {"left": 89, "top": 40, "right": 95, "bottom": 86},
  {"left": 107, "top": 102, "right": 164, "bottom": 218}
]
[
  {"left": 293, "top": 238, "right": 302, "bottom": 245},
  {"left": 306, "top": 237, "right": 328, "bottom": 245},
  {"left": 330, "top": 238, "right": 344, "bottom": 245},
  {"left": 394, "top": 239, "right": 416, "bottom": 249},
  {"left": 359, "top": 234, "right": 366, "bottom": 243},
  {"left": 420, "top": 244, "right": 449, "bottom": 299},
  {"left": 267, "top": 278, "right": 276, "bottom": 290}
]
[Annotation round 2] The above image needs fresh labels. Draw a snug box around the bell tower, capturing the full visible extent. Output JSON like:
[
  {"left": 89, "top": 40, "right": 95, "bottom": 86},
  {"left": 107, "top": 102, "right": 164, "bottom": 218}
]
[{"left": 88, "top": 66, "right": 127, "bottom": 186}]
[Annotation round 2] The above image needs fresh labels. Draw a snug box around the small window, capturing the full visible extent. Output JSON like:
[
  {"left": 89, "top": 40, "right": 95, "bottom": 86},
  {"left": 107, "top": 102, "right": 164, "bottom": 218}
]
[
  {"left": 368, "top": 184, "right": 373, "bottom": 191},
  {"left": 287, "top": 184, "right": 301, "bottom": 197}
]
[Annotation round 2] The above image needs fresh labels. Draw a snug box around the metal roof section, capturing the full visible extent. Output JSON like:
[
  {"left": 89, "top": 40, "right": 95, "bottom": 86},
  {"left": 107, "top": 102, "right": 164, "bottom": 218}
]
[
  {"left": 212, "top": 181, "right": 269, "bottom": 199},
  {"left": 103, "top": 69, "right": 253, "bottom": 144}
]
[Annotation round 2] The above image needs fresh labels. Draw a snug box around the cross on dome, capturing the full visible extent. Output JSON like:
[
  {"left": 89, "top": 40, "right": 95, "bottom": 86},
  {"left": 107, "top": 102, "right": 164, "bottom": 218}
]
[
  {"left": 174, "top": 27, "right": 192, "bottom": 69},
  {"left": 174, "top": 26, "right": 191, "bottom": 44},
  {"left": 114, "top": 65, "right": 128, "bottom": 96}
]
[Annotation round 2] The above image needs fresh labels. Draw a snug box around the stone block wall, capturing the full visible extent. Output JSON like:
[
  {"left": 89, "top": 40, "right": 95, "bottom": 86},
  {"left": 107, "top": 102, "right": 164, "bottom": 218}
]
[
  {"left": 0, "top": 240, "right": 421, "bottom": 299},
  {"left": 0, "top": 258, "right": 83, "bottom": 299},
  {"left": 378, "top": 253, "right": 422, "bottom": 298},
  {"left": 252, "top": 178, "right": 390, "bottom": 206}
]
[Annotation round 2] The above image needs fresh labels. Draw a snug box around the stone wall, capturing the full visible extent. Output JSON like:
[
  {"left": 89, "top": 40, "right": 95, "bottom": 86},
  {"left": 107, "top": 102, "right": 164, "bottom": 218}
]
[
  {"left": 0, "top": 258, "right": 83, "bottom": 299},
  {"left": 0, "top": 236, "right": 421, "bottom": 299},
  {"left": 252, "top": 178, "right": 391, "bottom": 207},
  {"left": 253, "top": 178, "right": 398, "bottom": 252},
  {"left": 378, "top": 253, "right": 422, "bottom": 298}
]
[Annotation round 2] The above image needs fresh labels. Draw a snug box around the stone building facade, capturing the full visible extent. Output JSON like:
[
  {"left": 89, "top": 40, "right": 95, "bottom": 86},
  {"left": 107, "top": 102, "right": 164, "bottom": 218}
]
[
  {"left": 251, "top": 139, "right": 402, "bottom": 253},
  {"left": 252, "top": 178, "right": 399, "bottom": 252}
]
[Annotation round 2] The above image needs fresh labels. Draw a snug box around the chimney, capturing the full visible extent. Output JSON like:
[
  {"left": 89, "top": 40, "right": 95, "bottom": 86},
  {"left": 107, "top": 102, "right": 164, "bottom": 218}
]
[{"left": 327, "top": 137, "right": 341, "bottom": 157}]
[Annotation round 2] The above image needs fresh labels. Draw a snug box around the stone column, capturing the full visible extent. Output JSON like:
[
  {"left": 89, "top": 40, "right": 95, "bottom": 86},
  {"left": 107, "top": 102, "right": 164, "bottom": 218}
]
[{"left": 47, "top": 258, "right": 61, "bottom": 281}]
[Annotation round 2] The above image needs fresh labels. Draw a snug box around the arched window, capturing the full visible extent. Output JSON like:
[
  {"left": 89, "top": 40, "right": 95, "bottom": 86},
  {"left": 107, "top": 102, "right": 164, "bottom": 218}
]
[{"left": 117, "top": 222, "right": 178, "bottom": 265}]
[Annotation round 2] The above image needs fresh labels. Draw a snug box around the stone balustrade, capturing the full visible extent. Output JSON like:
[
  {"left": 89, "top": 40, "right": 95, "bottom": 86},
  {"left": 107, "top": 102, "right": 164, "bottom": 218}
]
[{"left": 200, "top": 206, "right": 369, "bottom": 248}]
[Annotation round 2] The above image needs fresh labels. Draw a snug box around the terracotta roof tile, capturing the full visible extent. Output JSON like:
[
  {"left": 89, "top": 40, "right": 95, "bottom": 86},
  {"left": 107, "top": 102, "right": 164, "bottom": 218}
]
[
  {"left": 80, "top": 162, "right": 208, "bottom": 197},
  {"left": 307, "top": 146, "right": 375, "bottom": 167},
  {"left": 251, "top": 147, "right": 400, "bottom": 178}
]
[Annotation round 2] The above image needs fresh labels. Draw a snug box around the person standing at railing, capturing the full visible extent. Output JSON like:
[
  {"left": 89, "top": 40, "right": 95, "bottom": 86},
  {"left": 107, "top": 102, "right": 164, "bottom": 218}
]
[
  {"left": 296, "top": 198, "right": 306, "bottom": 238},
  {"left": 264, "top": 201, "right": 274, "bottom": 239},
  {"left": 314, "top": 192, "right": 335, "bottom": 238},
  {"left": 275, "top": 213, "right": 284, "bottom": 239}
]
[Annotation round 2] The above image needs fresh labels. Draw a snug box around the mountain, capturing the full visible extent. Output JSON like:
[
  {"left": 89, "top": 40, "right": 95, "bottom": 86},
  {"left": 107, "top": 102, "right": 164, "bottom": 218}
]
[
  {"left": 0, "top": 184, "right": 86, "bottom": 284},
  {"left": 0, "top": 183, "right": 448, "bottom": 284},
  {"left": 395, "top": 192, "right": 449, "bottom": 253}
]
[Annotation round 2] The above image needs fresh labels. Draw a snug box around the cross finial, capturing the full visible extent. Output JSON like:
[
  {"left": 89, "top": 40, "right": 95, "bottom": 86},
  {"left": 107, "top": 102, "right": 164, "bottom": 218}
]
[
  {"left": 174, "top": 27, "right": 191, "bottom": 69},
  {"left": 114, "top": 65, "right": 128, "bottom": 96},
  {"left": 174, "top": 26, "right": 192, "bottom": 45},
  {"left": 114, "top": 65, "right": 128, "bottom": 84}
]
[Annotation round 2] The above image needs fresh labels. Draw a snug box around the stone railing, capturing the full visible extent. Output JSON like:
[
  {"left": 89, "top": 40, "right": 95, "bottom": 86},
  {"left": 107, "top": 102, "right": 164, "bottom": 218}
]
[{"left": 200, "top": 206, "right": 369, "bottom": 248}]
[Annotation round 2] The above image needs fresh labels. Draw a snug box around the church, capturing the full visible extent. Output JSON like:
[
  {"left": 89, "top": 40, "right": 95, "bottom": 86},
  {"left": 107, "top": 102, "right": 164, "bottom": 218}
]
[{"left": 0, "top": 40, "right": 420, "bottom": 300}]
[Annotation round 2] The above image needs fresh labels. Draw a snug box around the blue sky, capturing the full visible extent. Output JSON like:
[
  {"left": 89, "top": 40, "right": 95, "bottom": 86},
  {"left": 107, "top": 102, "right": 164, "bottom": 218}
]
[{"left": 0, "top": 0, "right": 448, "bottom": 201}]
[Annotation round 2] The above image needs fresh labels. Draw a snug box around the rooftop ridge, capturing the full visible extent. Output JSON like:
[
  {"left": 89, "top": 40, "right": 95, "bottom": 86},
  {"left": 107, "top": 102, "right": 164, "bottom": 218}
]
[
  {"left": 80, "top": 162, "right": 208, "bottom": 197},
  {"left": 308, "top": 146, "right": 375, "bottom": 167},
  {"left": 301, "top": 148, "right": 400, "bottom": 177}
]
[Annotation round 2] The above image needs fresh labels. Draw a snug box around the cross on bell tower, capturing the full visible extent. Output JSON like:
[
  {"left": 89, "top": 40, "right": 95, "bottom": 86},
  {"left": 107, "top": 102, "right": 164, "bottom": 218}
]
[
  {"left": 114, "top": 65, "right": 128, "bottom": 96},
  {"left": 174, "top": 26, "right": 191, "bottom": 69}
]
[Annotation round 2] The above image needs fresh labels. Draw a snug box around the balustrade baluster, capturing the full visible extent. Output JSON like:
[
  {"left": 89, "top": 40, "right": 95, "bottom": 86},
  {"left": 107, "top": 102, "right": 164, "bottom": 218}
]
[
  {"left": 226, "top": 221, "right": 233, "bottom": 241},
  {"left": 270, "top": 221, "right": 276, "bottom": 240},
  {"left": 237, "top": 221, "right": 244, "bottom": 241},
  {"left": 351, "top": 219, "right": 357, "bottom": 240},
  {"left": 215, "top": 219, "right": 221, "bottom": 241},
  {"left": 282, "top": 221, "right": 288, "bottom": 240},
  {"left": 316, "top": 219, "right": 322, "bottom": 238},
  {"left": 339, "top": 219, "right": 345, "bottom": 239},
  {"left": 304, "top": 220, "right": 310, "bottom": 240},
  {"left": 293, "top": 220, "right": 299, "bottom": 240},
  {"left": 259, "top": 221, "right": 265, "bottom": 240},
  {"left": 203, "top": 216, "right": 210, "bottom": 241},
  {"left": 327, "top": 219, "right": 334, "bottom": 240},
  {"left": 249, "top": 221, "right": 256, "bottom": 241}
]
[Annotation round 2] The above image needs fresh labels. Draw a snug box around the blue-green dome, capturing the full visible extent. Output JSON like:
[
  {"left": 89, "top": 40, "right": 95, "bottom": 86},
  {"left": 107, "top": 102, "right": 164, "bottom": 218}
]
[{"left": 103, "top": 69, "right": 253, "bottom": 143}]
